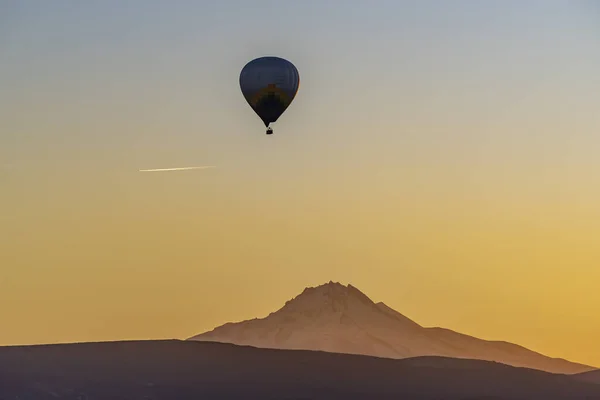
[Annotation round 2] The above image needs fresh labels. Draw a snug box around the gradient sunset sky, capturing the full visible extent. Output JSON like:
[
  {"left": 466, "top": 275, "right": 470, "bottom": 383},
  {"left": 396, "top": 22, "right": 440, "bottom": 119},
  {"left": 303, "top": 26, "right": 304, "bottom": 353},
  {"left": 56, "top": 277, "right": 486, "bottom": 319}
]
[{"left": 2, "top": 1, "right": 599, "bottom": 366}]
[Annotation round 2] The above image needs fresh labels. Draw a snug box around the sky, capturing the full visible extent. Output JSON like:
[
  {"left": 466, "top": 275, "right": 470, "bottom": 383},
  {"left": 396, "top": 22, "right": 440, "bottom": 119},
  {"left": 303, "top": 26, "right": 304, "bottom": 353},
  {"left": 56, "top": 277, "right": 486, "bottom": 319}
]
[{"left": 1, "top": 0, "right": 600, "bottom": 366}]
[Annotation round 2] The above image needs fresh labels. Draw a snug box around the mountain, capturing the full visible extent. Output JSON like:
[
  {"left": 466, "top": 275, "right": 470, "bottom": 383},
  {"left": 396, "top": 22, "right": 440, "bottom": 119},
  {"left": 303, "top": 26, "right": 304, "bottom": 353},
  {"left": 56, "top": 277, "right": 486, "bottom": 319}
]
[
  {"left": 189, "top": 281, "right": 595, "bottom": 374},
  {"left": 1, "top": 340, "right": 600, "bottom": 400},
  {"left": 576, "top": 370, "right": 600, "bottom": 384}
]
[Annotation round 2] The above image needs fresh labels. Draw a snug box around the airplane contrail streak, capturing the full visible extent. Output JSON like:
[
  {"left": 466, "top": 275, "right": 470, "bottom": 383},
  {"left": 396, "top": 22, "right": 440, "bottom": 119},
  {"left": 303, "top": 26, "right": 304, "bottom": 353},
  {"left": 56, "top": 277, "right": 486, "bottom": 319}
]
[{"left": 139, "top": 166, "right": 216, "bottom": 172}]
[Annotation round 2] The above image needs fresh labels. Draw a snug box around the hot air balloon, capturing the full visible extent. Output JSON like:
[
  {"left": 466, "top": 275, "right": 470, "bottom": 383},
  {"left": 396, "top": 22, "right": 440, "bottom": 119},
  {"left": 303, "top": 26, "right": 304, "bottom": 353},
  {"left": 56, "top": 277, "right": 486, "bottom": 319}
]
[{"left": 239, "top": 56, "right": 300, "bottom": 135}]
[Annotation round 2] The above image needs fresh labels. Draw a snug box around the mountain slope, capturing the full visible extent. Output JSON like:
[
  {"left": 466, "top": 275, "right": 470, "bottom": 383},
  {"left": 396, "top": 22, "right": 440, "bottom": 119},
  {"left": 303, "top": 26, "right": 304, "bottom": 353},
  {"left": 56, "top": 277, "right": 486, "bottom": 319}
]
[
  {"left": 189, "top": 281, "right": 595, "bottom": 374},
  {"left": 1, "top": 340, "right": 600, "bottom": 400}
]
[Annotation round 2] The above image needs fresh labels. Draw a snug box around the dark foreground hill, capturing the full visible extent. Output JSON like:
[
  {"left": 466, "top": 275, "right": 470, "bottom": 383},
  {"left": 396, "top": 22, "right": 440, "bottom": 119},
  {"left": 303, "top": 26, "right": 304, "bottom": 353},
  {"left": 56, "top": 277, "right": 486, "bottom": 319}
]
[
  {"left": 576, "top": 370, "right": 600, "bottom": 384},
  {"left": 1, "top": 339, "right": 599, "bottom": 400}
]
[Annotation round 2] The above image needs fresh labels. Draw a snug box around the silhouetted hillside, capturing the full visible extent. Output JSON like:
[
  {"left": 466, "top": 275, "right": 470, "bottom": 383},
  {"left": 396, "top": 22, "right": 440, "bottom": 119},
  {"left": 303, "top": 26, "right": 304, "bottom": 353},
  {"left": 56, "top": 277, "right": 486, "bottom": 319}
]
[
  {"left": 0, "top": 340, "right": 599, "bottom": 400},
  {"left": 576, "top": 370, "right": 600, "bottom": 384},
  {"left": 189, "top": 281, "right": 595, "bottom": 374}
]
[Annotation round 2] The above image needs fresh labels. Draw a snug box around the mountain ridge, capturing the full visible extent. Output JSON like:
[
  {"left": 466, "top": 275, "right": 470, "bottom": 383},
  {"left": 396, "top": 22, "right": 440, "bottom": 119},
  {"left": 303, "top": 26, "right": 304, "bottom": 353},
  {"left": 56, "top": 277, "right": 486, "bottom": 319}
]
[{"left": 188, "top": 281, "right": 595, "bottom": 374}]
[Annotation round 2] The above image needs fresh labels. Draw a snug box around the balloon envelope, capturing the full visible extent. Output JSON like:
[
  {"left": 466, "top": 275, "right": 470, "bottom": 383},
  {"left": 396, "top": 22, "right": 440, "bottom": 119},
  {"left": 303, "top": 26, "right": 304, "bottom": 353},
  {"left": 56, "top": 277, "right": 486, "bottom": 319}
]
[{"left": 239, "top": 56, "right": 300, "bottom": 128}]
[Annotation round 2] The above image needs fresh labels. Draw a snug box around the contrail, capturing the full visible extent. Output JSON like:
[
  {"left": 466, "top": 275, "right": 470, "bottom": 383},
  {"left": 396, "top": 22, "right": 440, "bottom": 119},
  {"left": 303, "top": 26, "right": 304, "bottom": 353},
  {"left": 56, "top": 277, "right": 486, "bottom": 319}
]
[{"left": 139, "top": 166, "right": 216, "bottom": 172}]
